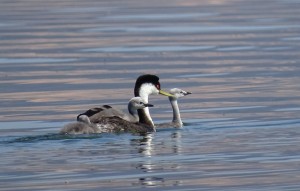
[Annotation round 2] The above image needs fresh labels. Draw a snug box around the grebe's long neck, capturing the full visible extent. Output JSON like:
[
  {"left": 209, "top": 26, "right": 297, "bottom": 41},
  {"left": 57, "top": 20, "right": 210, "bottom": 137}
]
[
  {"left": 169, "top": 97, "right": 183, "bottom": 127},
  {"left": 137, "top": 108, "right": 154, "bottom": 127},
  {"left": 137, "top": 94, "right": 155, "bottom": 128},
  {"left": 135, "top": 85, "right": 155, "bottom": 130}
]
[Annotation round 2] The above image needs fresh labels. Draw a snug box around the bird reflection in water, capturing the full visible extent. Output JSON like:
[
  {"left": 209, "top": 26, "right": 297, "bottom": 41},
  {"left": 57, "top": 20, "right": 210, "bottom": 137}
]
[
  {"left": 171, "top": 131, "right": 182, "bottom": 154},
  {"left": 131, "top": 131, "right": 183, "bottom": 187},
  {"left": 130, "top": 133, "right": 154, "bottom": 156}
]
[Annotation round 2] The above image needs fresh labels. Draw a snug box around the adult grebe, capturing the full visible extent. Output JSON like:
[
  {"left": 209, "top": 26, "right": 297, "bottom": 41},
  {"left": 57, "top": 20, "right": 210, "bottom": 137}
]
[
  {"left": 157, "top": 88, "right": 192, "bottom": 128},
  {"left": 60, "top": 97, "right": 154, "bottom": 134},
  {"left": 134, "top": 74, "right": 173, "bottom": 131},
  {"left": 79, "top": 74, "right": 173, "bottom": 132}
]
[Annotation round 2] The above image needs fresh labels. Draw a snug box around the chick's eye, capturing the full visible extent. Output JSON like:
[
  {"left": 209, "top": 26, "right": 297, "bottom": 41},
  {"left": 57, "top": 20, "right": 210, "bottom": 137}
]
[{"left": 139, "top": 102, "right": 143, "bottom": 104}]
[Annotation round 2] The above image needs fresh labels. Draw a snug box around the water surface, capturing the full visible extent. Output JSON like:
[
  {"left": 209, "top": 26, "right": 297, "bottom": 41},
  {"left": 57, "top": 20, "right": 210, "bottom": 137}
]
[{"left": 0, "top": 0, "right": 300, "bottom": 190}]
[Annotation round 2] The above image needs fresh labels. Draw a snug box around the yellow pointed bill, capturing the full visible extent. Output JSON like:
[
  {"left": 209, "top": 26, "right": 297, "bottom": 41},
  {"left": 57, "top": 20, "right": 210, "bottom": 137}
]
[{"left": 159, "top": 89, "right": 175, "bottom": 97}]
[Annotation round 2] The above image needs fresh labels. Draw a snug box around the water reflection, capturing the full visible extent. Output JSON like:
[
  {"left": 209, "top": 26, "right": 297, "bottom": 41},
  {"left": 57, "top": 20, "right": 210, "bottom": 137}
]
[
  {"left": 171, "top": 131, "right": 182, "bottom": 154},
  {"left": 131, "top": 131, "right": 183, "bottom": 187},
  {"left": 131, "top": 133, "right": 158, "bottom": 186},
  {"left": 138, "top": 177, "right": 165, "bottom": 187},
  {"left": 132, "top": 133, "right": 154, "bottom": 175},
  {"left": 140, "top": 133, "right": 154, "bottom": 157}
]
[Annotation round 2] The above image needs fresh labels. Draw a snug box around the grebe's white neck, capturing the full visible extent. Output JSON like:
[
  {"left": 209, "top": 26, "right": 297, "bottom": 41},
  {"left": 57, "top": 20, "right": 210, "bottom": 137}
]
[
  {"left": 167, "top": 88, "right": 192, "bottom": 127},
  {"left": 137, "top": 83, "right": 158, "bottom": 129},
  {"left": 169, "top": 97, "right": 183, "bottom": 126},
  {"left": 139, "top": 83, "right": 159, "bottom": 102}
]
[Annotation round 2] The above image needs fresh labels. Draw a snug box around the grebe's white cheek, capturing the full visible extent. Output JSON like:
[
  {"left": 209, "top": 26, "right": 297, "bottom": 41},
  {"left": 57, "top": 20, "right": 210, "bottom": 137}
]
[
  {"left": 140, "top": 83, "right": 159, "bottom": 97},
  {"left": 152, "top": 86, "right": 159, "bottom": 95}
]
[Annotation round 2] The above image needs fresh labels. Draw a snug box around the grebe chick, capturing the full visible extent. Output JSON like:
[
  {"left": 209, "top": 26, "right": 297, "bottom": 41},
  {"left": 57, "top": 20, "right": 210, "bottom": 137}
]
[
  {"left": 60, "top": 114, "right": 100, "bottom": 134},
  {"left": 156, "top": 88, "right": 192, "bottom": 128}
]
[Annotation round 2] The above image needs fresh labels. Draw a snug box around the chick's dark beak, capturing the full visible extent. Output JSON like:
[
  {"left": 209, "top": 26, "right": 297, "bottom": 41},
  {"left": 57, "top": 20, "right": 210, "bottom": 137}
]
[{"left": 144, "top": 103, "right": 154, "bottom": 107}]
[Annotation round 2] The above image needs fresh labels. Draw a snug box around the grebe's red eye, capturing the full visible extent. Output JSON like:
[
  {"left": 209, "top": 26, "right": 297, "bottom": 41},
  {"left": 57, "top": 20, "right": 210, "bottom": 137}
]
[{"left": 156, "top": 83, "right": 161, "bottom": 90}]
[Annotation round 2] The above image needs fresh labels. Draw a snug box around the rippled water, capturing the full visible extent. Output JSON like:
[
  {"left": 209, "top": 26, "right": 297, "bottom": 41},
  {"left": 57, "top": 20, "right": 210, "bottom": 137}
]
[{"left": 1, "top": 0, "right": 300, "bottom": 190}]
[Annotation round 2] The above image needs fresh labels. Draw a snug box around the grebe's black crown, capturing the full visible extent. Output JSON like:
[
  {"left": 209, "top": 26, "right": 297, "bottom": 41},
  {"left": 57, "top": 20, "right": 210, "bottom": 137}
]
[{"left": 134, "top": 74, "right": 160, "bottom": 96}]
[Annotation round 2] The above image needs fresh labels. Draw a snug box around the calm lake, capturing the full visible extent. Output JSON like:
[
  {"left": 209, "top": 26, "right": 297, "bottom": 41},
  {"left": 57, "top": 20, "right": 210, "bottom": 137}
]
[{"left": 1, "top": 0, "right": 300, "bottom": 190}]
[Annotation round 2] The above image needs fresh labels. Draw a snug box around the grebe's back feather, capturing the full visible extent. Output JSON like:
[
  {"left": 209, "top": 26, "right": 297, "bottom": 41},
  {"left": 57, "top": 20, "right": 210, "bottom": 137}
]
[
  {"left": 79, "top": 97, "right": 152, "bottom": 123},
  {"left": 95, "top": 116, "right": 155, "bottom": 134}
]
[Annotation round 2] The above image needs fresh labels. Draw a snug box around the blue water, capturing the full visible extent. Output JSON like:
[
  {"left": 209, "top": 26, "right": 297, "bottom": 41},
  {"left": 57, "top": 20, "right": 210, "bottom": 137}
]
[
  {"left": 1, "top": 120, "right": 300, "bottom": 190},
  {"left": 82, "top": 45, "right": 215, "bottom": 53},
  {"left": 84, "top": 25, "right": 300, "bottom": 33},
  {"left": 1, "top": 0, "right": 300, "bottom": 190}
]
